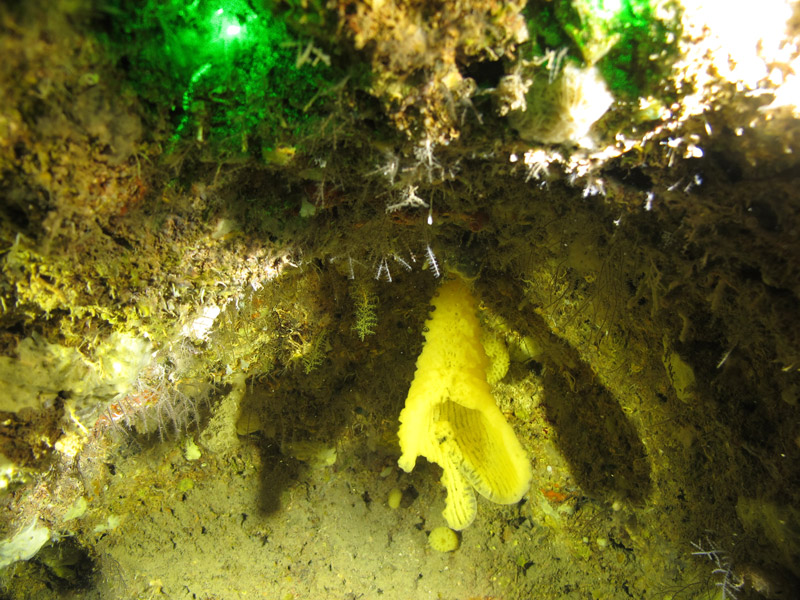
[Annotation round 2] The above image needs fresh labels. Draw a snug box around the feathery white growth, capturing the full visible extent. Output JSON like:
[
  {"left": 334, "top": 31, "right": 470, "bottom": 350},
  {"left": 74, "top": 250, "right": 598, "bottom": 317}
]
[
  {"left": 328, "top": 254, "right": 356, "bottom": 279},
  {"left": 523, "top": 149, "right": 557, "bottom": 181},
  {"left": 414, "top": 137, "right": 441, "bottom": 182},
  {"left": 547, "top": 47, "right": 569, "bottom": 84},
  {"left": 393, "top": 254, "right": 413, "bottom": 271},
  {"left": 386, "top": 185, "right": 429, "bottom": 213},
  {"left": 376, "top": 258, "right": 392, "bottom": 282},
  {"left": 425, "top": 245, "right": 440, "bottom": 278},
  {"left": 691, "top": 540, "right": 744, "bottom": 600},
  {"left": 371, "top": 152, "right": 400, "bottom": 185}
]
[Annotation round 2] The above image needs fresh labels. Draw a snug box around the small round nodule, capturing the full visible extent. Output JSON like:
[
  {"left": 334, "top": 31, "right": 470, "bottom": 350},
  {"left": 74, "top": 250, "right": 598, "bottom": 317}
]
[
  {"left": 428, "top": 526, "right": 460, "bottom": 552},
  {"left": 387, "top": 488, "right": 402, "bottom": 509}
]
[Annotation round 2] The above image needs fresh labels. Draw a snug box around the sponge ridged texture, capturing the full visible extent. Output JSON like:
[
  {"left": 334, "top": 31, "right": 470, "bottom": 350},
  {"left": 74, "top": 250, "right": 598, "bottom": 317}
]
[{"left": 398, "top": 276, "right": 532, "bottom": 529}]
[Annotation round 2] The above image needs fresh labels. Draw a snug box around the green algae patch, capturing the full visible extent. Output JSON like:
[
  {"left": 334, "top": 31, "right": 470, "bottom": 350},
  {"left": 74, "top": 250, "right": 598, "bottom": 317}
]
[
  {"left": 177, "top": 478, "right": 195, "bottom": 493},
  {"left": 523, "top": 0, "right": 681, "bottom": 100},
  {"left": 101, "top": 0, "right": 337, "bottom": 160}
]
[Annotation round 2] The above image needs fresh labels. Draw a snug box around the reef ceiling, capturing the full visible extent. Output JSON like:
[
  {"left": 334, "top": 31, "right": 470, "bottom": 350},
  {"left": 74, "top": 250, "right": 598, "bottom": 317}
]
[{"left": 1, "top": 0, "right": 800, "bottom": 598}]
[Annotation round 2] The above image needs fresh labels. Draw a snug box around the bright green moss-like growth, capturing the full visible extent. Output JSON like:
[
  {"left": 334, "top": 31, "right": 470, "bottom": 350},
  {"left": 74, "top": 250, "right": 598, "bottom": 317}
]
[
  {"left": 594, "top": 0, "right": 681, "bottom": 99},
  {"left": 524, "top": 0, "right": 681, "bottom": 100},
  {"left": 102, "top": 0, "right": 336, "bottom": 159}
]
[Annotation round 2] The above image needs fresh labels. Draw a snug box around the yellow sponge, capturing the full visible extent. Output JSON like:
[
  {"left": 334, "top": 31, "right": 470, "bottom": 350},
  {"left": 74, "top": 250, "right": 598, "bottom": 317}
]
[
  {"left": 397, "top": 276, "right": 532, "bottom": 530},
  {"left": 482, "top": 333, "right": 510, "bottom": 385},
  {"left": 428, "top": 526, "right": 460, "bottom": 552}
]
